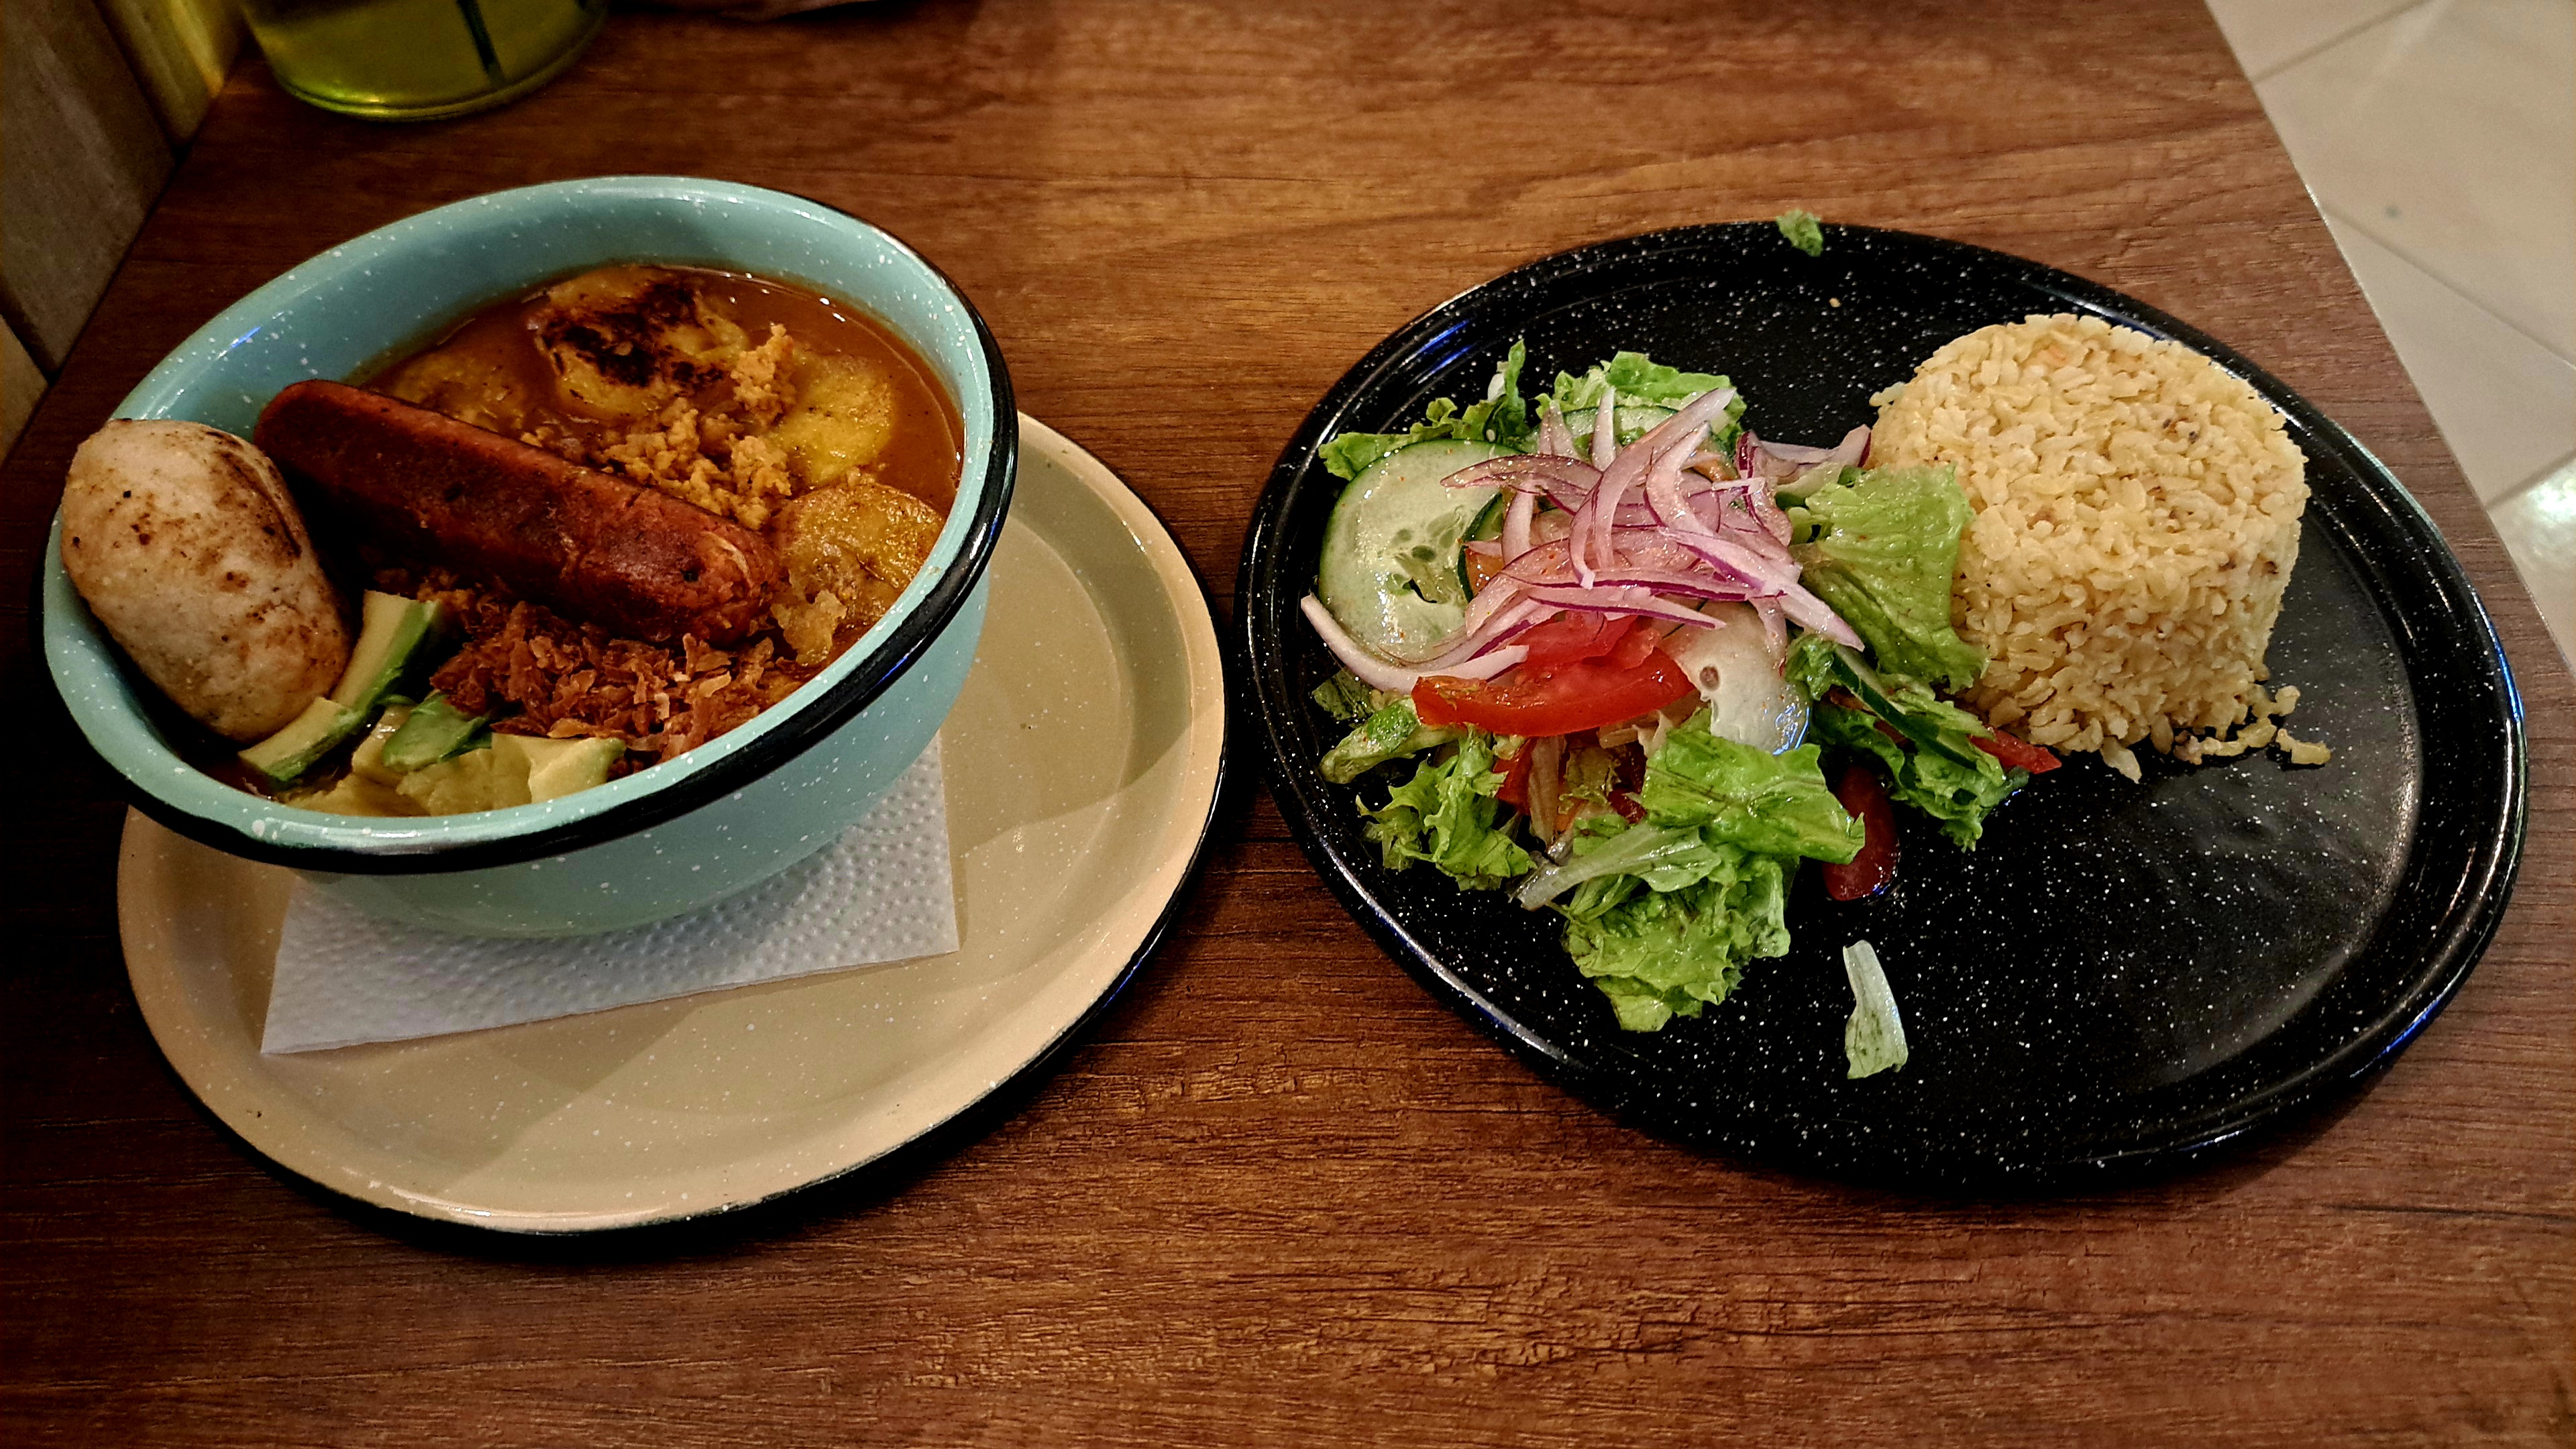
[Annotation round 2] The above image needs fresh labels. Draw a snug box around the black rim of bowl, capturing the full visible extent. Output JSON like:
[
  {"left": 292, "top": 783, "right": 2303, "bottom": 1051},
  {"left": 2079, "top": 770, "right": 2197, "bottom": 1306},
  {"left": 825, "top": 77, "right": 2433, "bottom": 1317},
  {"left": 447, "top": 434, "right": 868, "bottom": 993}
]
[
  {"left": 1236, "top": 221, "right": 2529, "bottom": 1189},
  {"left": 90, "top": 209, "right": 1016, "bottom": 877}
]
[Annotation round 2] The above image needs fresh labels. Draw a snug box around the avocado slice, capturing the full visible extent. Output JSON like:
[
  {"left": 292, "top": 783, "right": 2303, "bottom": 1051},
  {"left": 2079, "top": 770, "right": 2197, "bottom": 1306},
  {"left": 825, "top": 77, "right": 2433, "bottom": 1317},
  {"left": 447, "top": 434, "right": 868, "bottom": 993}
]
[
  {"left": 347, "top": 704, "right": 412, "bottom": 786},
  {"left": 380, "top": 692, "right": 487, "bottom": 773},
  {"left": 329, "top": 591, "right": 453, "bottom": 712},
  {"left": 509, "top": 735, "right": 623, "bottom": 802},
  {"left": 238, "top": 696, "right": 366, "bottom": 786},
  {"left": 394, "top": 742, "right": 527, "bottom": 815}
]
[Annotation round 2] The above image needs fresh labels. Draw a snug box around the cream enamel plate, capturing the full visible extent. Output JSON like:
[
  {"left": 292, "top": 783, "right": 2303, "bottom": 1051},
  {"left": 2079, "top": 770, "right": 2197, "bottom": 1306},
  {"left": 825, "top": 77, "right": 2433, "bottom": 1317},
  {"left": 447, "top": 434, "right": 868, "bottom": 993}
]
[{"left": 117, "top": 415, "right": 1226, "bottom": 1233}]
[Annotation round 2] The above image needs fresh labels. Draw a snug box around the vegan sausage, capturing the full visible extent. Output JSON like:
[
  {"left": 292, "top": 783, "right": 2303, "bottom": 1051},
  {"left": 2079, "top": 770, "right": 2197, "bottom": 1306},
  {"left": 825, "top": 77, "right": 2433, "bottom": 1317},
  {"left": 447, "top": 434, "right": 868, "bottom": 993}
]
[{"left": 254, "top": 380, "right": 782, "bottom": 643}]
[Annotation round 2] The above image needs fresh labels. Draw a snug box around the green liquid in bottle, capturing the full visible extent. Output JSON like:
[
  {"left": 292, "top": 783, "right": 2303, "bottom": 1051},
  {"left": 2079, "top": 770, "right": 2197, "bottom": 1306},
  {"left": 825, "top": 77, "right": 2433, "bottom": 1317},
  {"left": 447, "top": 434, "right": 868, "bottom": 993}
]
[{"left": 242, "top": 0, "right": 606, "bottom": 121}]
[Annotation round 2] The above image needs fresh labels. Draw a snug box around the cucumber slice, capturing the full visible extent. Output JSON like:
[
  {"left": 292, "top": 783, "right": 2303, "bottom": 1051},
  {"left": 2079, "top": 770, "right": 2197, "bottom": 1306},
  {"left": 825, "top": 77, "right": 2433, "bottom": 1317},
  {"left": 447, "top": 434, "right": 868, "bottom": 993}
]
[
  {"left": 1316, "top": 438, "right": 1507, "bottom": 661},
  {"left": 329, "top": 591, "right": 453, "bottom": 712},
  {"left": 238, "top": 696, "right": 366, "bottom": 786},
  {"left": 1455, "top": 492, "right": 1511, "bottom": 598},
  {"left": 379, "top": 692, "right": 487, "bottom": 773},
  {"left": 1564, "top": 404, "right": 1680, "bottom": 453}
]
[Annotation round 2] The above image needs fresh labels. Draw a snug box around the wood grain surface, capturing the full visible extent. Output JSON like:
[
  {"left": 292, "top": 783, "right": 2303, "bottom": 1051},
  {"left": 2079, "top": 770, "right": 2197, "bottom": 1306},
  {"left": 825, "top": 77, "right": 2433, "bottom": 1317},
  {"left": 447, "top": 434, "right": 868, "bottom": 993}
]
[{"left": 3, "top": 1, "right": 2570, "bottom": 1444}]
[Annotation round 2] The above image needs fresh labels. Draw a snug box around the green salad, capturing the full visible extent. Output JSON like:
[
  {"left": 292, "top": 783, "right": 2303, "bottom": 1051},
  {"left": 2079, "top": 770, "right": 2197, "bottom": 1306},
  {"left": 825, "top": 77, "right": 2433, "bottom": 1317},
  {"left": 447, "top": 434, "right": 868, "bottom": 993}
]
[{"left": 1300, "top": 343, "right": 2063, "bottom": 1071}]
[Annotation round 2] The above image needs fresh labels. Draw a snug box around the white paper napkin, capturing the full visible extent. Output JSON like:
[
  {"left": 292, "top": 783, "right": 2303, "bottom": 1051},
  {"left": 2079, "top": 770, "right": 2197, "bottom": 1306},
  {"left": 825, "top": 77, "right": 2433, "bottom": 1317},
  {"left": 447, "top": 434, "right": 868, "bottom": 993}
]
[{"left": 262, "top": 738, "right": 957, "bottom": 1053}]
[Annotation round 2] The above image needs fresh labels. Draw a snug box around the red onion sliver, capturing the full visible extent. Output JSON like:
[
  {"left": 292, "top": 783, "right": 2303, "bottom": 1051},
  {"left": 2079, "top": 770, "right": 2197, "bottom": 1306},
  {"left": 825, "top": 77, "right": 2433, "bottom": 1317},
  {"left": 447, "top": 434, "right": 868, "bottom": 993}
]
[
  {"left": 1442, "top": 453, "right": 1601, "bottom": 500},
  {"left": 1590, "top": 387, "right": 1617, "bottom": 469},
  {"left": 1501, "top": 486, "right": 1534, "bottom": 561},
  {"left": 1299, "top": 594, "right": 1415, "bottom": 692},
  {"left": 1538, "top": 402, "right": 1578, "bottom": 460},
  {"left": 1519, "top": 585, "right": 1725, "bottom": 630},
  {"left": 1752, "top": 597, "right": 1787, "bottom": 664}
]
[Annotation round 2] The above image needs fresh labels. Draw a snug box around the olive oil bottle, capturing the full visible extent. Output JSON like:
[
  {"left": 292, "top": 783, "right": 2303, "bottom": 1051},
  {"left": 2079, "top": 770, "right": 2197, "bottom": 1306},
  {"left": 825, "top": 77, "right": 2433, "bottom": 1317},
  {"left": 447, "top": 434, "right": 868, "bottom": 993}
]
[{"left": 240, "top": 0, "right": 606, "bottom": 121}]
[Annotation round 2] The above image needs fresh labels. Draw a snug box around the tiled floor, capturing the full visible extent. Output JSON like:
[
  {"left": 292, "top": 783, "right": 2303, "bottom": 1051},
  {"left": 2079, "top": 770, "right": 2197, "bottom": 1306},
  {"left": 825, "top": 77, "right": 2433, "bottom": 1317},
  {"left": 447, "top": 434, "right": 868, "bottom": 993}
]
[{"left": 2206, "top": 0, "right": 2575, "bottom": 666}]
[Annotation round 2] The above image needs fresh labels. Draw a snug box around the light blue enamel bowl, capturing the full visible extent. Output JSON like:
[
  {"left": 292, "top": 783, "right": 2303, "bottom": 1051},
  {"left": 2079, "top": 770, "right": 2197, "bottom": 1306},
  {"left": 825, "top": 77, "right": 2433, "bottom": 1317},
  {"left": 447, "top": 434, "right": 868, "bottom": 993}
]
[{"left": 42, "top": 177, "right": 1014, "bottom": 937}]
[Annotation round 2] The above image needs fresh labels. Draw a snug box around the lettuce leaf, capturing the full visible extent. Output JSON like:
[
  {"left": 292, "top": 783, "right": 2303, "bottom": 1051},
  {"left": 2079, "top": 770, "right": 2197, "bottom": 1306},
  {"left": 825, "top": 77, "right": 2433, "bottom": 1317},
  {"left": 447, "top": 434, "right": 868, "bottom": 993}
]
[
  {"left": 1552, "top": 818, "right": 1792, "bottom": 1032},
  {"left": 1310, "top": 669, "right": 1378, "bottom": 722},
  {"left": 1318, "top": 341, "right": 1533, "bottom": 480},
  {"left": 1549, "top": 352, "right": 1732, "bottom": 412},
  {"left": 1841, "top": 940, "right": 1909, "bottom": 1077},
  {"left": 1637, "top": 716, "right": 1864, "bottom": 864},
  {"left": 1788, "top": 465, "right": 1986, "bottom": 692},
  {"left": 1788, "top": 633, "right": 2023, "bottom": 848},
  {"left": 1321, "top": 696, "right": 1461, "bottom": 784},
  {"left": 1776, "top": 209, "right": 1825, "bottom": 256},
  {"left": 1809, "top": 698, "right": 2019, "bottom": 847},
  {"left": 1360, "top": 730, "right": 1533, "bottom": 889}
]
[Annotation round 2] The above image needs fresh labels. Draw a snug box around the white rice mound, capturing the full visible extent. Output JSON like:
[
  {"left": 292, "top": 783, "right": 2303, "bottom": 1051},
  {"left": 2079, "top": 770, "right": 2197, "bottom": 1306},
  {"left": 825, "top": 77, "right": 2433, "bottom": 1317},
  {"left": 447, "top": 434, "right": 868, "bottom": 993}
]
[{"left": 1870, "top": 313, "right": 2326, "bottom": 780}]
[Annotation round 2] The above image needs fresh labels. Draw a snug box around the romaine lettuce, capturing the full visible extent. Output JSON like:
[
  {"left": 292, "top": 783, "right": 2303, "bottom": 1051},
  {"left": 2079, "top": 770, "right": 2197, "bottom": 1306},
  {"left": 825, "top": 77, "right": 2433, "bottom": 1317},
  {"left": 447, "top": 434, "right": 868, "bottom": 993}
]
[
  {"left": 1638, "top": 716, "right": 1864, "bottom": 864},
  {"left": 1321, "top": 697, "right": 1462, "bottom": 784},
  {"left": 1546, "top": 353, "right": 1746, "bottom": 449},
  {"left": 1318, "top": 341, "right": 1533, "bottom": 479},
  {"left": 1841, "top": 940, "right": 1909, "bottom": 1077},
  {"left": 1788, "top": 465, "right": 1986, "bottom": 692},
  {"left": 1776, "top": 209, "right": 1825, "bottom": 257},
  {"left": 1360, "top": 730, "right": 1533, "bottom": 889},
  {"left": 1554, "top": 820, "right": 1792, "bottom": 1032},
  {"left": 1788, "top": 634, "right": 2023, "bottom": 848}
]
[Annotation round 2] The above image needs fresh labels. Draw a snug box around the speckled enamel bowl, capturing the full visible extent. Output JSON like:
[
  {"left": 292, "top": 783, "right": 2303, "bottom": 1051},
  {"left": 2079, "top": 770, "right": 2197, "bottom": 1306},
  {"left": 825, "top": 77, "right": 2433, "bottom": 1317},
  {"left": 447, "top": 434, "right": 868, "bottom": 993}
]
[{"left": 42, "top": 177, "right": 1014, "bottom": 937}]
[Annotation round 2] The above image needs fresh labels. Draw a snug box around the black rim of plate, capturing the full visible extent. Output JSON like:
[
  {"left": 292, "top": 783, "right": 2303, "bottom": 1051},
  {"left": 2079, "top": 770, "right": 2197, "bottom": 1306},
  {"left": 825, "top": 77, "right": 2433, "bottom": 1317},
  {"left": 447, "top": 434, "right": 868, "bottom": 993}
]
[
  {"left": 1236, "top": 221, "right": 2528, "bottom": 1191},
  {"left": 97, "top": 202, "right": 1017, "bottom": 875}
]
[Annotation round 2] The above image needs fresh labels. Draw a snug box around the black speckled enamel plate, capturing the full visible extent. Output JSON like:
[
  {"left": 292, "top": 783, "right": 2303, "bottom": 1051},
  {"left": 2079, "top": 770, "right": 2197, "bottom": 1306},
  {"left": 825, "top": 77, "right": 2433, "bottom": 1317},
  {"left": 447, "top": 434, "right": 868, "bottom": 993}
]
[{"left": 1238, "top": 223, "right": 2528, "bottom": 1191}]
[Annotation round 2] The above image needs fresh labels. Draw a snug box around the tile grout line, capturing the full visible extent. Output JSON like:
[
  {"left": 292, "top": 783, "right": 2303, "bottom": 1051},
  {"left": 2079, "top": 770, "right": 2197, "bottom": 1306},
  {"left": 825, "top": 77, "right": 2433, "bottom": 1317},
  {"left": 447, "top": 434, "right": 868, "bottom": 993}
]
[
  {"left": 2318, "top": 202, "right": 2576, "bottom": 368},
  {"left": 2246, "top": 0, "right": 2433, "bottom": 81}
]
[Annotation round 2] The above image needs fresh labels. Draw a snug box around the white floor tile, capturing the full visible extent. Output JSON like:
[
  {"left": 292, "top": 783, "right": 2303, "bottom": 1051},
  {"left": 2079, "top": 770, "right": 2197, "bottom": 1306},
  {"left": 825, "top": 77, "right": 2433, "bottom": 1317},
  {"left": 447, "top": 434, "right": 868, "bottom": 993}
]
[
  {"left": 2257, "top": 0, "right": 2576, "bottom": 362},
  {"left": 2205, "top": 0, "right": 2422, "bottom": 77},
  {"left": 2322, "top": 213, "right": 2576, "bottom": 500},
  {"left": 2487, "top": 458, "right": 2576, "bottom": 667}
]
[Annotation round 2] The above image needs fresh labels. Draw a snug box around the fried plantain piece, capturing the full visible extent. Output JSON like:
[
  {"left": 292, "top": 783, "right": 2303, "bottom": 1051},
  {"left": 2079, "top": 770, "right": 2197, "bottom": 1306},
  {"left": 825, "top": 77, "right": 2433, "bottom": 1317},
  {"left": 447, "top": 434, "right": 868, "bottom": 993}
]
[
  {"left": 768, "top": 479, "right": 943, "bottom": 661},
  {"left": 771, "top": 354, "right": 899, "bottom": 488}
]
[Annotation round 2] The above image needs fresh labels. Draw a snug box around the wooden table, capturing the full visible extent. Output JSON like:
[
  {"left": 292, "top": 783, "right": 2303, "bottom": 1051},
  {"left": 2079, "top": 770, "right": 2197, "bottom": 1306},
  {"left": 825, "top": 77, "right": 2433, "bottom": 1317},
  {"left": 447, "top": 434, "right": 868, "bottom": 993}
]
[{"left": 5, "top": 1, "right": 2569, "bottom": 1442}]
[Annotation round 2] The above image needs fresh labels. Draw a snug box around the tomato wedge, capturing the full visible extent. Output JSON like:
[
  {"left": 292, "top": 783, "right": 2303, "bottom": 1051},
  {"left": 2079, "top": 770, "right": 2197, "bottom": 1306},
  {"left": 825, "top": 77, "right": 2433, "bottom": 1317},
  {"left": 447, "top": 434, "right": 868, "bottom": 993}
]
[
  {"left": 1513, "top": 611, "right": 1635, "bottom": 668},
  {"left": 1972, "top": 729, "right": 2061, "bottom": 773},
  {"left": 1495, "top": 739, "right": 1533, "bottom": 808},
  {"left": 1821, "top": 762, "right": 1898, "bottom": 901},
  {"left": 1414, "top": 648, "right": 1697, "bottom": 739}
]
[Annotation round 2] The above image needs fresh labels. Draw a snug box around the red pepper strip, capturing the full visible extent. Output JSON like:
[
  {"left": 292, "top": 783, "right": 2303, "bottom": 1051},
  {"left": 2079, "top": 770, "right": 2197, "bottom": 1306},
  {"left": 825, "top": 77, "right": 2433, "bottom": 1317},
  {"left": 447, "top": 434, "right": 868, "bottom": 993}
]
[
  {"left": 1972, "top": 729, "right": 2061, "bottom": 773},
  {"left": 1413, "top": 649, "right": 1698, "bottom": 739},
  {"left": 1496, "top": 739, "right": 1534, "bottom": 808},
  {"left": 1821, "top": 762, "right": 1899, "bottom": 902}
]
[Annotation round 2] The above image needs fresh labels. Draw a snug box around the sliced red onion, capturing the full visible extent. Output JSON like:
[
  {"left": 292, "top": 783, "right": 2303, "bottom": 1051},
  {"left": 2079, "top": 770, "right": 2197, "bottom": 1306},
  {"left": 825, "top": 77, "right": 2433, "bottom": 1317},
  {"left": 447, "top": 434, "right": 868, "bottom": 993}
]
[
  {"left": 1643, "top": 447, "right": 1713, "bottom": 536},
  {"left": 1442, "top": 453, "right": 1600, "bottom": 500},
  {"left": 1584, "top": 568, "right": 1766, "bottom": 602},
  {"left": 1537, "top": 402, "right": 1578, "bottom": 460},
  {"left": 1568, "top": 490, "right": 1599, "bottom": 588},
  {"left": 1431, "top": 647, "right": 1528, "bottom": 681},
  {"left": 1757, "top": 425, "right": 1870, "bottom": 474},
  {"left": 1415, "top": 596, "right": 1552, "bottom": 671},
  {"left": 1748, "top": 478, "right": 1792, "bottom": 545},
  {"left": 1776, "top": 588, "right": 1863, "bottom": 647},
  {"left": 1519, "top": 585, "right": 1725, "bottom": 631},
  {"left": 1734, "top": 429, "right": 1759, "bottom": 479},
  {"left": 1299, "top": 594, "right": 1416, "bottom": 692},
  {"left": 1501, "top": 485, "right": 1534, "bottom": 561},
  {"left": 1751, "top": 597, "right": 1788, "bottom": 665},
  {"left": 1589, "top": 386, "right": 1617, "bottom": 469},
  {"left": 1664, "top": 529, "right": 1805, "bottom": 592}
]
